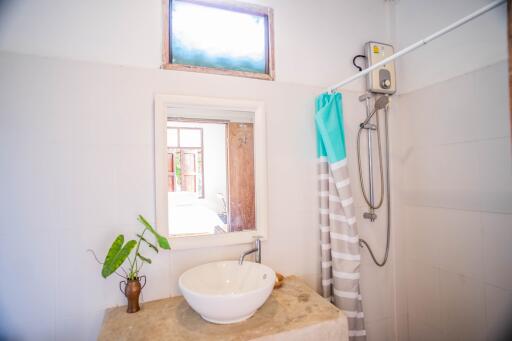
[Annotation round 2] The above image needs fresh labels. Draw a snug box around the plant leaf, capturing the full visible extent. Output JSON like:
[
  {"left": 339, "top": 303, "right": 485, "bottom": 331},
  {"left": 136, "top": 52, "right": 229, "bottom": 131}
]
[
  {"left": 138, "top": 215, "right": 171, "bottom": 250},
  {"left": 101, "top": 240, "right": 137, "bottom": 278},
  {"left": 101, "top": 235, "right": 124, "bottom": 276},
  {"left": 137, "top": 252, "right": 152, "bottom": 264},
  {"left": 137, "top": 234, "right": 158, "bottom": 253},
  {"left": 156, "top": 235, "right": 170, "bottom": 250}
]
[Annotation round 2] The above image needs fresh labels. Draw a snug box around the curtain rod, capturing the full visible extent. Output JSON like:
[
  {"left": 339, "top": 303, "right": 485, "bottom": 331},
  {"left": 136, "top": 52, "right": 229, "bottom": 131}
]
[{"left": 326, "top": 0, "right": 507, "bottom": 94}]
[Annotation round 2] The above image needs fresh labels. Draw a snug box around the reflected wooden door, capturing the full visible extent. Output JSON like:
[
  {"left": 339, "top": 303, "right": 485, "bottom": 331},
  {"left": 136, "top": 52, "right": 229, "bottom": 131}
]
[
  {"left": 228, "top": 123, "right": 255, "bottom": 232},
  {"left": 181, "top": 151, "right": 197, "bottom": 192},
  {"left": 168, "top": 153, "right": 175, "bottom": 191}
]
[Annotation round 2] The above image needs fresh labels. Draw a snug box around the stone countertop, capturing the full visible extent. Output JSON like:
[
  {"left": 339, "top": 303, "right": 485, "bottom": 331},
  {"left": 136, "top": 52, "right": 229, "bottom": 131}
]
[{"left": 98, "top": 276, "right": 348, "bottom": 341}]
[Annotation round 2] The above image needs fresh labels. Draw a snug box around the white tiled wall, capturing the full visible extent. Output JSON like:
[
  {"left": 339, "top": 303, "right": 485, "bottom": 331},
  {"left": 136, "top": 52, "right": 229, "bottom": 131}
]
[
  {"left": 342, "top": 86, "right": 424, "bottom": 341},
  {"left": 338, "top": 91, "right": 398, "bottom": 341},
  {"left": 392, "top": 0, "right": 507, "bottom": 93},
  {"left": 394, "top": 61, "right": 512, "bottom": 340},
  {"left": 0, "top": 51, "right": 396, "bottom": 340},
  {"left": 0, "top": 52, "right": 323, "bottom": 340}
]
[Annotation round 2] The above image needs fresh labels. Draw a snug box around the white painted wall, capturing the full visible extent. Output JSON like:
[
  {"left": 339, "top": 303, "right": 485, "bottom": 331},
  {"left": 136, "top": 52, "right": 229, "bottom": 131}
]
[
  {"left": 0, "top": 51, "right": 319, "bottom": 340},
  {"left": 392, "top": 0, "right": 508, "bottom": 93},
  {"left": 0, "top": 1, "right": 396, "bottom": 340},
  {"left": 390, "top": 1, "right": 511, "bottom": 340},
  {"left": 0, "top": 0, "right": 392, "bottom": 91},
  {"left": 0, "top": 52, "right": 398, "bottom": 341}
]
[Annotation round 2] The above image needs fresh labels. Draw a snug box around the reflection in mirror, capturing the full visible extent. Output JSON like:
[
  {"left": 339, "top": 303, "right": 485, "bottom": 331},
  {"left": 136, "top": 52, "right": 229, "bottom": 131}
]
[{"left": 167, "top": 115, "right": 255, "bottom": 237}]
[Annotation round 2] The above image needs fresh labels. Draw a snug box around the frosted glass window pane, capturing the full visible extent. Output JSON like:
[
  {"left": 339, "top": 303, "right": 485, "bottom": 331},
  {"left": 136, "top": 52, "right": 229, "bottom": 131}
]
[
  {"left": 171, "top": 0, "right": 266, "bottom": 73},
  {"left": 180, "top": 129, "right": 201, "bottom": 147},
  {"left": 167, "top": 128, "right": 178, "bottom": 147}
]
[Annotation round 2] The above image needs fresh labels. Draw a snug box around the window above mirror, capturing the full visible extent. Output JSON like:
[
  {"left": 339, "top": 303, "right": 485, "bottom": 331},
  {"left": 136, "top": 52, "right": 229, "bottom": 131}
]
[{"left": 162, "top": 0, "right": 275, "bottom": 80}]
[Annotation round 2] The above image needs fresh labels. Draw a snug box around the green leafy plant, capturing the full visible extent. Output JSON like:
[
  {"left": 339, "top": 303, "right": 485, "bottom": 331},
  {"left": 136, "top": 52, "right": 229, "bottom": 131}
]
[{"left": 95, "top": 215, "right": 171, "bottom": 280}]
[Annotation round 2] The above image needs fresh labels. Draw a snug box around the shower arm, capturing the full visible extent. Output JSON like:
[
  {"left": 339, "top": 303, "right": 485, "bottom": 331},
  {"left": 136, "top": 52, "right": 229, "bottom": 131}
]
[
  {"left": 360, "top": 96, "right": 389, "bottom": 128},
  {"left": 360, "top": 108, "right": 378, "bottom": 128}
]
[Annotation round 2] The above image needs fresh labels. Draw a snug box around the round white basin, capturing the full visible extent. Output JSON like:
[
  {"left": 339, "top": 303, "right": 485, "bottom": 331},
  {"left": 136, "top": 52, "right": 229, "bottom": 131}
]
[{"left": 178, "top": 261, "right": 276, "bottom": 324}]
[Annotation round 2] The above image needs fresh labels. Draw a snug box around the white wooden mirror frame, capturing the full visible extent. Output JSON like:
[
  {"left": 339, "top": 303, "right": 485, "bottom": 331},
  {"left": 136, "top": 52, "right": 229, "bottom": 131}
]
[{"left": 154, "top": 94, "right": 268, "bottom": 250}]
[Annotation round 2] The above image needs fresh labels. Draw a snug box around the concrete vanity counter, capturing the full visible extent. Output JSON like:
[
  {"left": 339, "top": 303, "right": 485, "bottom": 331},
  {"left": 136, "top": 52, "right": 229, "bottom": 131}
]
[{"left": 98, "top": 276, "right": 348, "bottom": 341}]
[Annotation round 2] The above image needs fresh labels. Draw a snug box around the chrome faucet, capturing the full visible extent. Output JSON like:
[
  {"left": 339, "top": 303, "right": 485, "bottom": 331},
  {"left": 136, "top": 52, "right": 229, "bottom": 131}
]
[{"left": 239, "top": 238, "right": 261, "bottom": 265}]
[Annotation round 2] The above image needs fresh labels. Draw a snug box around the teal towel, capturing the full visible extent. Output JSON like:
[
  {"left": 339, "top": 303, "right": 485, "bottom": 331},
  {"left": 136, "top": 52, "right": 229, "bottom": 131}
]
[{"left": 315, "top": 92, "right": 347, "bottom": 163}]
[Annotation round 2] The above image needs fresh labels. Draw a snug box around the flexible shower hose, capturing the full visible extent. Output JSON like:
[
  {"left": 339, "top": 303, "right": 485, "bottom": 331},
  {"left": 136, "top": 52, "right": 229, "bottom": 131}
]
[{"left": 356, "top": 106, "right": 391, "bottom": 267}]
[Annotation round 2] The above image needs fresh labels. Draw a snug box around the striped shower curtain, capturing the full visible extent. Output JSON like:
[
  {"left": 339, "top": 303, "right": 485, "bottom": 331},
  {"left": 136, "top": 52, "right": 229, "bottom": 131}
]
[{"left": 315, "top": 92, "right": 366, "bottom": 340}]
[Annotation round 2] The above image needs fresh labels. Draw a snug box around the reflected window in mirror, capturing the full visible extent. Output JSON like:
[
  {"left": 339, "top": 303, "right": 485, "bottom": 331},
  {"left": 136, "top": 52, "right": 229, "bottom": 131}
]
[
  {"left": 167, "top": 126, "right": 204, "bottom": 197},
  {"left": 166, "top": 118, "right": 255, "bottom": 237}
]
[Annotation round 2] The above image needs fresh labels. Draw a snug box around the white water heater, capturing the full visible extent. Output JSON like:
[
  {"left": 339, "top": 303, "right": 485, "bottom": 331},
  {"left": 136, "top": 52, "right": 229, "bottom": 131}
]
[{"left": 364, "top": 42, "right": 396, "bottom": 94}]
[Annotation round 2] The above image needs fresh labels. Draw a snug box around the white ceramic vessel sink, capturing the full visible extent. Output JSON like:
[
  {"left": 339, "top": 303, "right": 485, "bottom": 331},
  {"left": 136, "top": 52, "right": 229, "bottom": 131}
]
[{"left": 179, "top": 261, "right": 276, "bottom": 324}]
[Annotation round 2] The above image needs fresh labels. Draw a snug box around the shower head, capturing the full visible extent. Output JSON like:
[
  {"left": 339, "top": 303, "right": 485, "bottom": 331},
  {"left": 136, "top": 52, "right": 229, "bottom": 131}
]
[
  {"left": 360, "top": 95, "right": 389, "bottom": 128},
  {"left": 374, "top": 96, "right": 389, "bottom": 110}
]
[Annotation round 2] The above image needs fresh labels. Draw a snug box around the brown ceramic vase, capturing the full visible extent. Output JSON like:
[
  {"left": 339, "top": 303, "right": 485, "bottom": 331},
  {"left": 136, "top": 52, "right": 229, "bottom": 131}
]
[{"left": 119, "top": 275, "right": 146, "bottom": 313}]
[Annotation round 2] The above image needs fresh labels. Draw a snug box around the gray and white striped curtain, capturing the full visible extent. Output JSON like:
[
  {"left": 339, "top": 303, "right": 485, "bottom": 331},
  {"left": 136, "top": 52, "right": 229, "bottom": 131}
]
[{"left": 316, "top": 92, "right": 366, "bottom": 340}]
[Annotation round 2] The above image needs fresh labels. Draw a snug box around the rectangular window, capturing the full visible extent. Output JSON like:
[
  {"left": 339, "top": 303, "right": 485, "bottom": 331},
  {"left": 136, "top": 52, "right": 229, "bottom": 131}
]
[{"left": 162, "top": 0, "right": 274, "bottom": 80}]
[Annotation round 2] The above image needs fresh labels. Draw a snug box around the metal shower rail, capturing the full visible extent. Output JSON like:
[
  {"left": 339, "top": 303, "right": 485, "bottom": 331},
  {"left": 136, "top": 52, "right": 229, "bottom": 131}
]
[{"left": 326, "top": 0, "right": 507, "bottom": 93}]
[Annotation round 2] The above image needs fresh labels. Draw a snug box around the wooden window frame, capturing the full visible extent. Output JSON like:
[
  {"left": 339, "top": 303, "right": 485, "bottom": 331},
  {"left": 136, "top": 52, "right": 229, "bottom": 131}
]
[
  {"left": 167, "top": 126, "right": 205, "bottom": 198},
  {"left": 162, "top": 0, "right": 275, "bottom": 81}
]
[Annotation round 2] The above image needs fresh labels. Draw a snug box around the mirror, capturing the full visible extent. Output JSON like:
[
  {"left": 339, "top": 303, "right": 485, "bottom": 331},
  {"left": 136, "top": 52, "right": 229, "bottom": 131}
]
[
  {"left": 154, "top": 95, "right": 267, "bottom": 249},
  {"left": 166, "top": 117, "right": 255, "bottom": 236}
]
